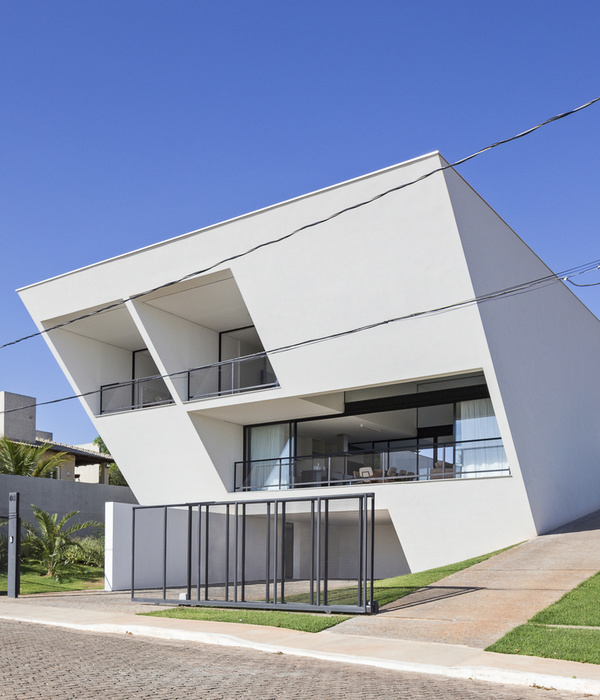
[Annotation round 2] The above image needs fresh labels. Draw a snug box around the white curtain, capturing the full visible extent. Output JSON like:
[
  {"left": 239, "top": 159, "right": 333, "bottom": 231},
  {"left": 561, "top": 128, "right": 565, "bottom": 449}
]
[
  {"left": 456, "top": 399, "right": 507, "bottom": 477},
  {"left": 248, "top": 424, "right": 292, "bottom": 489}
]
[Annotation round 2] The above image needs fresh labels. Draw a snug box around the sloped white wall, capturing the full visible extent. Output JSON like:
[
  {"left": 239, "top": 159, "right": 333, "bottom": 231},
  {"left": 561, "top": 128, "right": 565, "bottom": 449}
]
[{"left": 444, "top": 166, "right": 600, "bottom": 533}]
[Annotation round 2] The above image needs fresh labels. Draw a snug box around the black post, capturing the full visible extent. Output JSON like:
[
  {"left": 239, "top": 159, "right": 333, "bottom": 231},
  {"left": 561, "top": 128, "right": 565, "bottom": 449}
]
[
  {"left": 265, "top": 502, "right": 271, "bottom": 603},
  {"left": 186, "top": 505, "right": 192, "bottom": 602},
  {"left": 204, "top": 505, "right": 210, "bottom": 601},
  {"left": 358, "top": 496, "right": 364, "bottom": 607},
  {"left": 323, "top": 499, "right": 329, "bottom": 605},
  {"left": 273, "top": 501, "right": 278, "bottom": 604},
  {"left": 316, "top": 497, "right": 321, "bottom": 606},
  {"left": 368, "top": 494, "right": 378, "bottom": 614},
  {"left": 131, "top": 506, "right": 136, "bottom": 600},
  {"left": 162, "top": 506, "right": 168, "bottom": 600},
  {"left": 233, "top": 503, "right": 238, "bottom": 603},
  {"left": 241, "top": 503, "right": 246, "bottom": 602},
  {"left": 362, "top": 496, "right": 368, "bottom": 611},
  {"left": 281, "top": 501, "right": 286, "bottom": 603},
  {"left": 8, "top": 492, "right": 20, "bottom": 598},
  {"left": 309, "top": 499, "right": 315, "bottom": 605},
  {"left": 225, "top": 504, "right": 230, "bottom": 602},
  {"left": 196, "top": 505, "right": 202, "bottom": 601}
]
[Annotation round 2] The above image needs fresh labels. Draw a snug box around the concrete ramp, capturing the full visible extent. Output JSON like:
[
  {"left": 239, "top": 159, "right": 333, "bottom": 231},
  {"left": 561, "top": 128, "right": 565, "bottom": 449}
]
[{"left": 334, "top": 509, "right": 600, "bottom": 648}]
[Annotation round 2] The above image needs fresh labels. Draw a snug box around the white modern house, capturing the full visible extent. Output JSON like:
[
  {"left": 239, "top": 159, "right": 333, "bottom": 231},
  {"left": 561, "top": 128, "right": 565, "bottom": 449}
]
[{"left": 18, "top": 152, "right": 600, "bottom": 584}]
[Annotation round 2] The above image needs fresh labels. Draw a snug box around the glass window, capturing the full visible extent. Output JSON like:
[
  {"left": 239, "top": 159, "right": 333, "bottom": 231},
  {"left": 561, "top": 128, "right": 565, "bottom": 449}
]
[
  {"left": 247, "top": 423, "right": 293, "bottom": 489},
  {"left": 455, "top": 399, "right": 507, "bottom": 477}
]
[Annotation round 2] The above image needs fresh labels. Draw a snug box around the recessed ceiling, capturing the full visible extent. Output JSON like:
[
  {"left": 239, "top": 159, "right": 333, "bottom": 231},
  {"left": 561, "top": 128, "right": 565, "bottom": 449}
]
[
  {"left": 49, "top": 306, "right": 145, "bottom": 351},
  {"left": 145, "top": 275, "right": 253, "bottom": 332}
]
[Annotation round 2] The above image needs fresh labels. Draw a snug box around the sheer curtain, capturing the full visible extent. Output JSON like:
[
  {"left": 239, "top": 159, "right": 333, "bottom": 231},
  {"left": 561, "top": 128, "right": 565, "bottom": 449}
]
[
  {"left": 456, "top": 398, "right": 507, "bottom": 477},
  {"left": 248, "top": 424, "right": 292, "bottom": 489}
]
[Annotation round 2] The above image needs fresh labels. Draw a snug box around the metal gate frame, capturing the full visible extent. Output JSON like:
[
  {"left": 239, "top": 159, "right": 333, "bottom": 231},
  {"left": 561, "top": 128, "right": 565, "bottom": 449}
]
[
  {"left": 1, "top": 492, "right": 21, "bottom": 598},
  {"left": 131, "top": 492, "right": 378, "bottom": 614}
]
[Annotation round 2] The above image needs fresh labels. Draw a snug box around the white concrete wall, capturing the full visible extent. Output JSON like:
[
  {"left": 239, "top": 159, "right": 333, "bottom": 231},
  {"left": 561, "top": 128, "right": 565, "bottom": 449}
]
[
  {"left": 444, "top": 166, "right": 600, "bottom": 534},
  {"left": 21, "top": 152, "right": 594, "bottom": 574},
  {"left": 128, "top": 300, "right": 219, "bottom": 402},
  {"left": 43, "top": 328, "right": 134, "bottom": 417}
]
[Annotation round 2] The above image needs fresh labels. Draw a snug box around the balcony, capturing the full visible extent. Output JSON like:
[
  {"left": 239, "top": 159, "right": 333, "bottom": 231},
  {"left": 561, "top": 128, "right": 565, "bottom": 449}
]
[
  {"left": 99, "top": 352, "right": 278, "bottom": 414},
  {"left": 187, "top": 352, "right": 278, "bottom": 401},
  {"left": 234, "top": 438, "right": 509, "bottom": 491},
  {"left": 99, "top": 375, "right": 174, "bottom": 414}
]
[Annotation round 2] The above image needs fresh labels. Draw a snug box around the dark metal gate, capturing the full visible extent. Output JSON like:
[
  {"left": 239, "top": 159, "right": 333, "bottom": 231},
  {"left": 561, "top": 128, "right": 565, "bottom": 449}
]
[
  {"left": 131, "top": 493, "right": 377, "bottom": 614},
  {"left": 1, "top": 492, "right": 20, "bottom": 597},
  {"left": 0, "top": 512, "right": 6, "bottom": 595}
]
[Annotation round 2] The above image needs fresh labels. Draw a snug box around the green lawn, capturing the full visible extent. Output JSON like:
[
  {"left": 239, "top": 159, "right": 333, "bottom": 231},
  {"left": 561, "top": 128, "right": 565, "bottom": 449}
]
[
  {"left": 486, "top": 570, "right": 600, "bottom": 664},
  {"left": 142, "top": 607, "right": 351, "bottom": 633},
  {"left": 530, "top": 570, "right": 600, "bottom": 626},
  {"left": 0, "top": 563, "right": 104, "bottom": 595},
  {"left": 141, "top": 545, "right": 514, "bottom": 633},
  {"left": 487, "top": 625, "right": 600, "bottom": 665}
]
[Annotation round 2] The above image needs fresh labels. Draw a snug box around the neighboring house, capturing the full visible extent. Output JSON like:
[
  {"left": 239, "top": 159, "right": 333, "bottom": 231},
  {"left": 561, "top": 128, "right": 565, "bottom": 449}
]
[
  {"left": 17, "top": 152, "right": 600, "bottom": 577},
  {"left": 0, "top": 391, "right": 137, "bottom": 528},
  {"left": 0, "top": 391, "right": 113, "bottom": 480},
  {"left": 74, "top": 443, "right": 111, "bottom": 484}
]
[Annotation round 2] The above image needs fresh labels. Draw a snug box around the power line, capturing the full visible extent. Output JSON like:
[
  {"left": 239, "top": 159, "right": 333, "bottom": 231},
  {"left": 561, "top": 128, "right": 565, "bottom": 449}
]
[
  {"left": 4, "top": 95, "right": 600, "bottom": 352},
  {"left": 3, "top": 259, "right": 600, "bottom": 417}
]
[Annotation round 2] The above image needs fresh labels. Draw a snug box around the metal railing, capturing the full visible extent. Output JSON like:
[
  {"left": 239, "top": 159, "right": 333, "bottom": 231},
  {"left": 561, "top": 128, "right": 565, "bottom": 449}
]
[
  {"left": 131, "top": 493, "right": 377, "bottom": 614},
  {"left": 98, "top": 353, "right": 278, "bottom": 414},
  {"left": 187, "top": 352, "right": 278, "bottom": 401},
  {"left": 234, "top": 437, "right": 509, "bottom": 491},
  {"left": 99, "top": 376, "right": 174, "bottom": 414}
]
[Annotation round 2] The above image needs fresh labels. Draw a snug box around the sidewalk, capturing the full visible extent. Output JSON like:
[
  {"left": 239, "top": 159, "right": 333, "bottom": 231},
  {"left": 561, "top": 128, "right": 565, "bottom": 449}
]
[{"left": 3, "top": 510, "right": 600, "bottom": 696}]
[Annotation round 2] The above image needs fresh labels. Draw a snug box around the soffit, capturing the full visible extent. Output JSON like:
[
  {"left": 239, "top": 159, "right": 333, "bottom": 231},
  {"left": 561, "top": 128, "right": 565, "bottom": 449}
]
[
  {"left": 144, "top": 275, "right": 253, "bottom": 332},
  {"left": 46, "top": 306, "right": 145, "bottom": 351}
]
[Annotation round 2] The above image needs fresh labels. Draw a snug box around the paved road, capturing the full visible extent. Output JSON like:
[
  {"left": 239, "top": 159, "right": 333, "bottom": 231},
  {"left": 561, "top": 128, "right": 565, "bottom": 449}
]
[{"left": 0, "top": 620, "right": 593, "bottom": 699}]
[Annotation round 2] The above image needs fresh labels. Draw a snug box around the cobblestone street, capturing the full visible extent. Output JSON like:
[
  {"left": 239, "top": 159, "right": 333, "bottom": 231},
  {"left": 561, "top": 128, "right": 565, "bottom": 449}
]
[{"left": 0, "top": 620, "right": 593, "bottom": 700}]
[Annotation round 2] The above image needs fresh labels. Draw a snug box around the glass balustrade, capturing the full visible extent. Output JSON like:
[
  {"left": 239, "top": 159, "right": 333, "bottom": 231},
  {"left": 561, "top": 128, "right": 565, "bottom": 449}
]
[
  {"left": 99, "top": 353, "right": 278, "bottom": 414},
  {"left": 188, "top": 352, "right": 278, "bottom": 400},
  {"left": 234, "top": 437, "right": 509, "bottom": 491},
  {"left": 100, "top": 376, "right": 174, "bottom": 414}
]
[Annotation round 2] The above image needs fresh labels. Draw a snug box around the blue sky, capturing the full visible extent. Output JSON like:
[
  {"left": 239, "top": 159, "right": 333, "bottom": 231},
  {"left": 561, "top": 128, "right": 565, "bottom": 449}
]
[{"left": 1, "top": 1, "right": 599, "bottom": 444}]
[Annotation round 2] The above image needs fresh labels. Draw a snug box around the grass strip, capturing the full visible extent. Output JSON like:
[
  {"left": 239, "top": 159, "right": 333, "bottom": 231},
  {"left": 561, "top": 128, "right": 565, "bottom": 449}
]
[
  {"left": 0, "top": 563, "right": 104, "bottom": 595},
  {"left": 142, "top": 607, "right": 351, "bottom": 633},
  {"left": 530, "top": 570, "right": 600, "bottom": 627},
  {"left": 486, "top": 624, "right": 600, "bottom": 665}
]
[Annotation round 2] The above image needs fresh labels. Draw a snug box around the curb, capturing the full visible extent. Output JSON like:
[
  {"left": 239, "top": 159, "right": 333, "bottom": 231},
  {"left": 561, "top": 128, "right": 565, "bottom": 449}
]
[{"left": 1, "top": 612, "right": 600, "bottom": 696}]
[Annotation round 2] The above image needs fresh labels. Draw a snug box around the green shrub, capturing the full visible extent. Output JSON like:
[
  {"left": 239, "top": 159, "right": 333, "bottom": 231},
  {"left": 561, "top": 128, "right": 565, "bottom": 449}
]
[
  {"left": 22, "top": 506, "right": 103, "bottom": 579},
  {"left": 0, "top": 529, "right": 7, "bottom": 573},
  {"left": 64, "top": 536, "right": 104, "bottom": 568}
]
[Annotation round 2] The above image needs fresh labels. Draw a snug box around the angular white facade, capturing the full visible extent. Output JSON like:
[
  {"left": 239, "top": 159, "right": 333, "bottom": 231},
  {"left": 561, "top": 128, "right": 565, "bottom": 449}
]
[{"left": 18, "top": 152, "right": 600, "bottom": 575}]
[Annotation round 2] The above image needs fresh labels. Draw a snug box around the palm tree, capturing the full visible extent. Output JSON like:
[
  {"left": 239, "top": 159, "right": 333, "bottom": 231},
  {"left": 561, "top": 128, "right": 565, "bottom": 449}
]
[
  {"left": 0, "top": 437, "right": 69, "bottom": 477},
  {"left": 22, "top": 506, "right": 102, "bottom": 578}
]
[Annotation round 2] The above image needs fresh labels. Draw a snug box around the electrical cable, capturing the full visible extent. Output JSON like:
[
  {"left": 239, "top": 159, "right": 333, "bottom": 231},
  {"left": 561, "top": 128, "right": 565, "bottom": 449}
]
[
  {"left": 3, "top": 259, "right": 600, "bottom": 417},
  {"left": 2, "top": 95, "right": 599, "bottom": 352}
]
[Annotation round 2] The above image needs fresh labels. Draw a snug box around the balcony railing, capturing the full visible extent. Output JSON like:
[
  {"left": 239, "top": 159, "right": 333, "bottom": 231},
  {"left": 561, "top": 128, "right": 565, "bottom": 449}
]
[
  {"left": 187, "top": 352, "right": 278, "bottom": 401},
  {"left": 234, "top": 438, "right": 509, "bottom": 491},
  {"left": 99, "top": 376, "right": 174, "bottom": 414}
]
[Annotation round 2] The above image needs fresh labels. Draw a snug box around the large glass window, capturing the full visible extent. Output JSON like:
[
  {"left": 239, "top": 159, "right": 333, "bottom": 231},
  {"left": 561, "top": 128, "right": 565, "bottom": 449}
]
[
  {"left": 246, "top": 423, "right": 293, "bottom": 489},
  {"left": 240, "top": 380, "right": 510, "bottom": 490},
  {"left": 132, "top": 349, "right": 172, "bottom": 408},
  {"left": 455, "top": 398, "right": 507, "bottom": 476}
]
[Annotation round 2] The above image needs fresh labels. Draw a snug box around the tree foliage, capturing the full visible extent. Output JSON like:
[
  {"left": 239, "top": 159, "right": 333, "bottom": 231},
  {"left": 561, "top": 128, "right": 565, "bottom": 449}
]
[
  {"left": 93, "top": 435, "right": 128, "bottom": 487},
  {"left": 22, "top": 506, "right": 102, "bottom": 578},
  {"left": 0, "top": 437, "right": 68, "bottom": 478}
]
